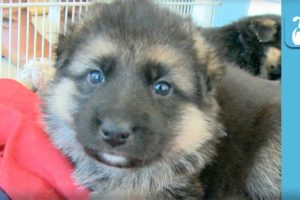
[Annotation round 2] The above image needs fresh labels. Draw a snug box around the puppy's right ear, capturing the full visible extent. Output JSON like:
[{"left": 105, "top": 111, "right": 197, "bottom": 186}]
[
  {"left": 249, "top": 18, "right": 278, "bottom": 43},
  {"left": 55, "top": 33, "right": 66, "bottom": 62},
  {"left": 54, "top": 22, "right": 76, "bottom": 68},
  {"left": 54, "top": 33, "right": 71, "bottom": 69},
  {"left": 192, "top": 30, "right": 225, "bottom": 92}
]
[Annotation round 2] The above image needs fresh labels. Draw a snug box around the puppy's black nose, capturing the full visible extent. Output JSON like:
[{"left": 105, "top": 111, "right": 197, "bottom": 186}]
[
  {"left": 101, "top": 130, "right": 130, "bottom": 147},
  {"left": 100, "top": 119, "right": 131, "bottom": 147},
  {"left": 269, "top": 67, "right": 281, "bottom": 80}
]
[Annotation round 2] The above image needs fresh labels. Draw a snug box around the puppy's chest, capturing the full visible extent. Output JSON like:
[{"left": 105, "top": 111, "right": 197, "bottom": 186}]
[{"left": 91, "top": 189, "right": 145, "bottom": 200}]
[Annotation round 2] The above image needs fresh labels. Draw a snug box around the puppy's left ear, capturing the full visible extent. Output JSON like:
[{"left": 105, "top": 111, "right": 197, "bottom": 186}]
[
  {"left": 192, "top": 29, "right": 225, "bottom": 92},
  {"left": 249, "top": 18, "right": 278, "bottom": 43}
]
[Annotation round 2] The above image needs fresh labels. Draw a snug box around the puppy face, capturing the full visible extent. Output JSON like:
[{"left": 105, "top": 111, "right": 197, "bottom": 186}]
[
  {"left": 260, "top": 47, "right": 281, "bottom": 80},
  {"left": 43, "top": 0, "right": 222, "bottom": 170}
]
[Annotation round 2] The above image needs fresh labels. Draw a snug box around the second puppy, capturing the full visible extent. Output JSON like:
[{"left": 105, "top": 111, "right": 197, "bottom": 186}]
[{"left": 202, "top": 14, "right": 281, "bottom": 80}]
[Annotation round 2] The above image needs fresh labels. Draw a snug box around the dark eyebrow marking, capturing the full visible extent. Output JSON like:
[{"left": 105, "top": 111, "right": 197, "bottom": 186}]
[
  {"left": 141, "top": 61, "right": 200, "bottom": 103},
  {"left": 66, "top": 56, "right": 117, "bottom": 81},
  {"left": 142, "top": 62, "right": 169, "bottom": 85},
  {"left": 91, "top": 56, "right": 117, "bottom": 75}
]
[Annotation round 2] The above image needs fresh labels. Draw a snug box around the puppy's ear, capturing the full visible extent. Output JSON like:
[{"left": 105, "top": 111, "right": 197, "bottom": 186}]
[
  {"left": 192, "top": 29, "right": 225, "bottom": 92},
  {"left": 54, "top": 23, "right": 76, "bottom": 68},
  {"left": 55, "top": 33, "right": 66, "bottom": 61},
  {"left": 249, "top": 18, "right": 278, "bottom": 43}
]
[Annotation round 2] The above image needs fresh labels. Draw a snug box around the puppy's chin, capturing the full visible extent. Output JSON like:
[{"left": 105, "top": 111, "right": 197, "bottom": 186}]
[
  {"left": 99, "top": 153, "right": 132, "bottom": 168},
  {"left": 84, "top": 148, "right": 154, "bottom": 168}
]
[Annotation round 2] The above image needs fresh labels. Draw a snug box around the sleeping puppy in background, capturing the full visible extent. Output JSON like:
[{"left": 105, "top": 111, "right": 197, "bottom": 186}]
[
  {"left": 202, "top": 14, "right": 281, "bottom": 80},
  {"left": 42, "top": 0, "right": 281, "bottom": 199}
]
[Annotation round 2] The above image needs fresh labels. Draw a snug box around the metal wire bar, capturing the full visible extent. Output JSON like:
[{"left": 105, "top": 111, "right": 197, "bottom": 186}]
[
  {"left": 209, "top": 0, "right": 217, "bottom": 27},
  {"left": 25, "top": 5, "right": 29, "bottom": 64},
  {"left": 57, "top": 0, "right": 61, "bottom": 35},
  {"left": 48, "top": 1, "right": 53, "bottom": 60},
  {"left": 33, "top": 6, "right": 37, "bottom": 59},
  {"left": 78, "top": 0, "right": 82, "bottom": 20},
  {"left": 41, "top": 0, "right": 46, "bottom": 58},
  {"left": 71, "top": 0, "right": 75, "bottom": 23},
  {"left": 63, "top": 3, "right": 68, "bottom": 34},
  {"left": 85, "top": 0, "right": 89, "bottom": 13},
  {"left": 16, "top": 0, "right": 21, "bottom": 79},
  {"left": 8, "top": 5, "right": 12, "bottom": 78}
]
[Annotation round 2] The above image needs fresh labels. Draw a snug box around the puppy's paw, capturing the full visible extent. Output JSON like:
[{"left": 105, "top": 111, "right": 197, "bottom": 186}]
[{"left": 19, "top": 58, "right": 55, "bottom": 92}]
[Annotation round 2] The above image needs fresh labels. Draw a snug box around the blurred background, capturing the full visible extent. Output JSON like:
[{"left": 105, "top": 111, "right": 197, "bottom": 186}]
[{"left": 159, "top": 0, "right": 281, "bottom": 27}]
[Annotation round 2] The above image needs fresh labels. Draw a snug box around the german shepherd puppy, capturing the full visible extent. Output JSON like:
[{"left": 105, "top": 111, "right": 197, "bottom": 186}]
[
  {"left": 42, "top": 1, "right": 281, "bottom": 199},
  {"left": 202, "top": 15, "right": 281, "bottom": 80}
]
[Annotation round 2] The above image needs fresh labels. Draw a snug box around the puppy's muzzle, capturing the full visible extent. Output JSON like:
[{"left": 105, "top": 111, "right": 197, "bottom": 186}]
[{"left": 268, "top": 66, "right": 281, "bottom": 80}]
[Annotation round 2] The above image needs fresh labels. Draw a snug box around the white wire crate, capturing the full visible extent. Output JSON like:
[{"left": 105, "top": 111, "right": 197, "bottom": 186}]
[{"left": 0, "top": 0, "right": 220, "bottom": 81}]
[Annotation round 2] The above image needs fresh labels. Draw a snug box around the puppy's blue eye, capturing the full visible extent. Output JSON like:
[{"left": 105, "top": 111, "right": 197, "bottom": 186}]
[
  {"left": 154, "top": 81, "right": 172, "bottom": 96},
  {"left": 88, "top": 70, "right": 105, "bottom": 84}
]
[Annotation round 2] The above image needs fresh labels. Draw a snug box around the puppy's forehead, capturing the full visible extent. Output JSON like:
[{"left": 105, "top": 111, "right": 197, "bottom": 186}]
[
  {"left": 70, "top": 37, "right": 117, "bottom": 74},
  {"left": 145, "top": 45, "right": 191, "bottom": 68},
  {"left": 72, "top": 37, "right": 193, "bottom": 67},
  {"left": 255, "top": 18, "right": 276, "bottom": 27}
]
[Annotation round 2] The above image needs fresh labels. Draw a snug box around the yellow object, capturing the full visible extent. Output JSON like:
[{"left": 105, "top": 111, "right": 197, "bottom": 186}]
[{"left": 29, "top": 0, "right": 49, "bottom": 15}]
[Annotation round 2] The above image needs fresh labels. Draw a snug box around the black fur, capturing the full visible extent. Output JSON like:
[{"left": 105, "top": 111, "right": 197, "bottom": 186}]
[{"left": 201, "top": 66, "right": 281, "bottom": 199}]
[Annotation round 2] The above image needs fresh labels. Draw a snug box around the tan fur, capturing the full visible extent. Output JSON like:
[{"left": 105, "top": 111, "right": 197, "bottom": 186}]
[
  {"left": 245, "top": 124, "right": 281, "bottom": 200},
  {"left": 192, "top": 31, "right": 224, "bottom": 84},
  {"left": 46, "top": 78, "right": 78, "bottom": 123},
  {"left": 255, "top": 18, "right": 276, "bottom": 27},
  {"left": 172, "top": 104, "right": 215, "bottom": 154},
  {"left": 146, "top": 45, "right": 195, "bottom": 95},
  {"left": 70, "top": 37, "right": 117, "bottom": 75},
  {"left": 260, "top": 47, "right": 281, "bottom": 79}
]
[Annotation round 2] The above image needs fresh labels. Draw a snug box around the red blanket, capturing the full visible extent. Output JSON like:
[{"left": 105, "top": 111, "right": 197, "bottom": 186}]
[{"left": 0, "top": 79, "right": 90, "bottom": 200}]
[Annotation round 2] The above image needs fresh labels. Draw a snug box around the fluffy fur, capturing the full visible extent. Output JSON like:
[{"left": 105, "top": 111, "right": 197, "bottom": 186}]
[
  {"left": 201, "top": 66, "right": 281, "bottom": 200},
  {"left": 202, "top": 15, "right": 281, "bottom": 80},
  {"left": 42, "top": 1, "right": 281, "bottom": 199}
]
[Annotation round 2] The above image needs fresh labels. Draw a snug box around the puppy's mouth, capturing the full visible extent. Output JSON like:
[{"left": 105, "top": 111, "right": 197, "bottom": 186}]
[{"left": 84, "top": 148, "right": 150, "bottom": 168}]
